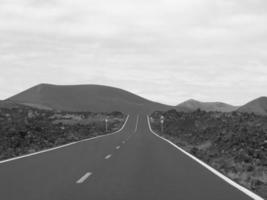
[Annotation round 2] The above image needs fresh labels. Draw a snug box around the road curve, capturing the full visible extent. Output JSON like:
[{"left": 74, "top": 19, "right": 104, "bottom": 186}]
[{"left": 0, "top": 114, "right": 260, "bottom": 200}]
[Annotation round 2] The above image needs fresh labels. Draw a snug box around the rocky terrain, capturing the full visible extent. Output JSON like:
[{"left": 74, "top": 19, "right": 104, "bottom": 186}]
[
  {"left": 0, "top": 105, "right": 126, "bottom": 161},
  {"left": 150, "top": 109, "right": 267, "bottom": 199}
]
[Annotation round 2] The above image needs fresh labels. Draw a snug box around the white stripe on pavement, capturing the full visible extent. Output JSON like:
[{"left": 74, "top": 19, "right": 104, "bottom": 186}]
[
  {"left": 134, "top": 115, "right": 139, "bottom": 132},
  {"left": 116, "top": 146, "right": 120, "bottom": 150},
  {"left": 76, "top": 172, "right": 92, "bottom": 184},
  {"left": 105, "top": 154, "right": 112, "bottom": 159}
]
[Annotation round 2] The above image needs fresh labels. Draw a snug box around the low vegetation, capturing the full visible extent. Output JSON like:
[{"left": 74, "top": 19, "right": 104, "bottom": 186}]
[
  {"left": 150, "top": 109, "right": 267, "bottom": 199},
  {"left": 0, "top": 105, "right": 126, "bottom": 161}
]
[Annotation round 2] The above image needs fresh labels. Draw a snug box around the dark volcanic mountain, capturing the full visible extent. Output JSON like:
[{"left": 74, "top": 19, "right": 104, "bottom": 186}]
[
  {"left": 238, "top": 96, "right": 267, "bottom": 115},
  {"left": 8, "top": 84, "right": 175, "bottom": 114},
  {"left": 176, "top": 99, "right": 239, "bottom": 112}
]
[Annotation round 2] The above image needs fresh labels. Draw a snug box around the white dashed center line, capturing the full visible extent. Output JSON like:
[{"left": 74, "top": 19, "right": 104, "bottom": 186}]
[
  {"left": 76, "top": 172, "right": 92, "bottom": 184},
  {"left": 105, "top": 154, "right": 112, "bottom": 159},
  {"left": 134, "top": 115, "right": 139, "bottom": 132},
  {"left": 122, "top": 141, "right": 125, "bottom": 144},
  {"left": 116, "top": 146, "right": 120, "bottom": 149}
]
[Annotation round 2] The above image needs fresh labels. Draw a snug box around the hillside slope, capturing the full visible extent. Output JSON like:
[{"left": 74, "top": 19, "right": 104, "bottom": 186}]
[
  {"left": 176, "top": 99, "right": 238, "bottom": 112},
  {"left": 8, "top": 84, "right": 174, "bottom": 113},
  {"left": 238, "top": 97, "right": 267, "bottom": 115}
]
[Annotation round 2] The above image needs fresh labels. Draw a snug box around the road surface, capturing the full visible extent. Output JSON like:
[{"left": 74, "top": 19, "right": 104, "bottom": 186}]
[{"left": 0, "top": 114, "right": 260, "bottom": 200}]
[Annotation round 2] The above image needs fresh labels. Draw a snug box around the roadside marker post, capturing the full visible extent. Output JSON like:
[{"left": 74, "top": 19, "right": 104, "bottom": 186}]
[
  {"left": 105, "top": 118, "right": 108, "bottom": 133},
  {"left": 160, "top": 115, "right": 164, "bottom": 133}
]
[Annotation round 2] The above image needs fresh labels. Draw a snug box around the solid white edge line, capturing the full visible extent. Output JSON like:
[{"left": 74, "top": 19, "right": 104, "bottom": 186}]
[
  {"left": 147, "top": 116, "right": 264, "bottom": 200},
  {"left": 0, "top": 115, "right": 129, "bottom": 164},
  {"left": 76, "top": 172, "right": 92, "bottom": 184},
  {"left": 134, "top": 114, "right": 139, "bottom": 132}
]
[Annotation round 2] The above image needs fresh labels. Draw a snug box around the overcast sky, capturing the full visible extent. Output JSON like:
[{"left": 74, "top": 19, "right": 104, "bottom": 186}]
[{"left": 0, "top": 0, "right": 266, "bottom": 105}]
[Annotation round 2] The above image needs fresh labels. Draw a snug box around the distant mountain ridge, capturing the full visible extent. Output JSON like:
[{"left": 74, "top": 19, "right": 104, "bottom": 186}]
[
  {"left": 7, "top": 84, "right": 174, "bottom": 114},
  {"left": 4, "top": 83, "right": 267, "bottom": 115},
  {"left": 176, "top": 99, "right": 239, "bottom": 112},
  {"left": 238, "top": 97, "right": 267, "bottom": 115}
]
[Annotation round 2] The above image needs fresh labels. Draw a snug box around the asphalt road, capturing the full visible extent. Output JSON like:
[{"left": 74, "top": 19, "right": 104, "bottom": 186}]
[{"left": 0, "top": 114, "right": 259, "bottom": 200}]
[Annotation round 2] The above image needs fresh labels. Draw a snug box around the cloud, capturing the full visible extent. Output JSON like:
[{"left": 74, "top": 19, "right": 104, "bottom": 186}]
[{"left": 0, "top": 0, "right": 266, "bottom": 105}]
